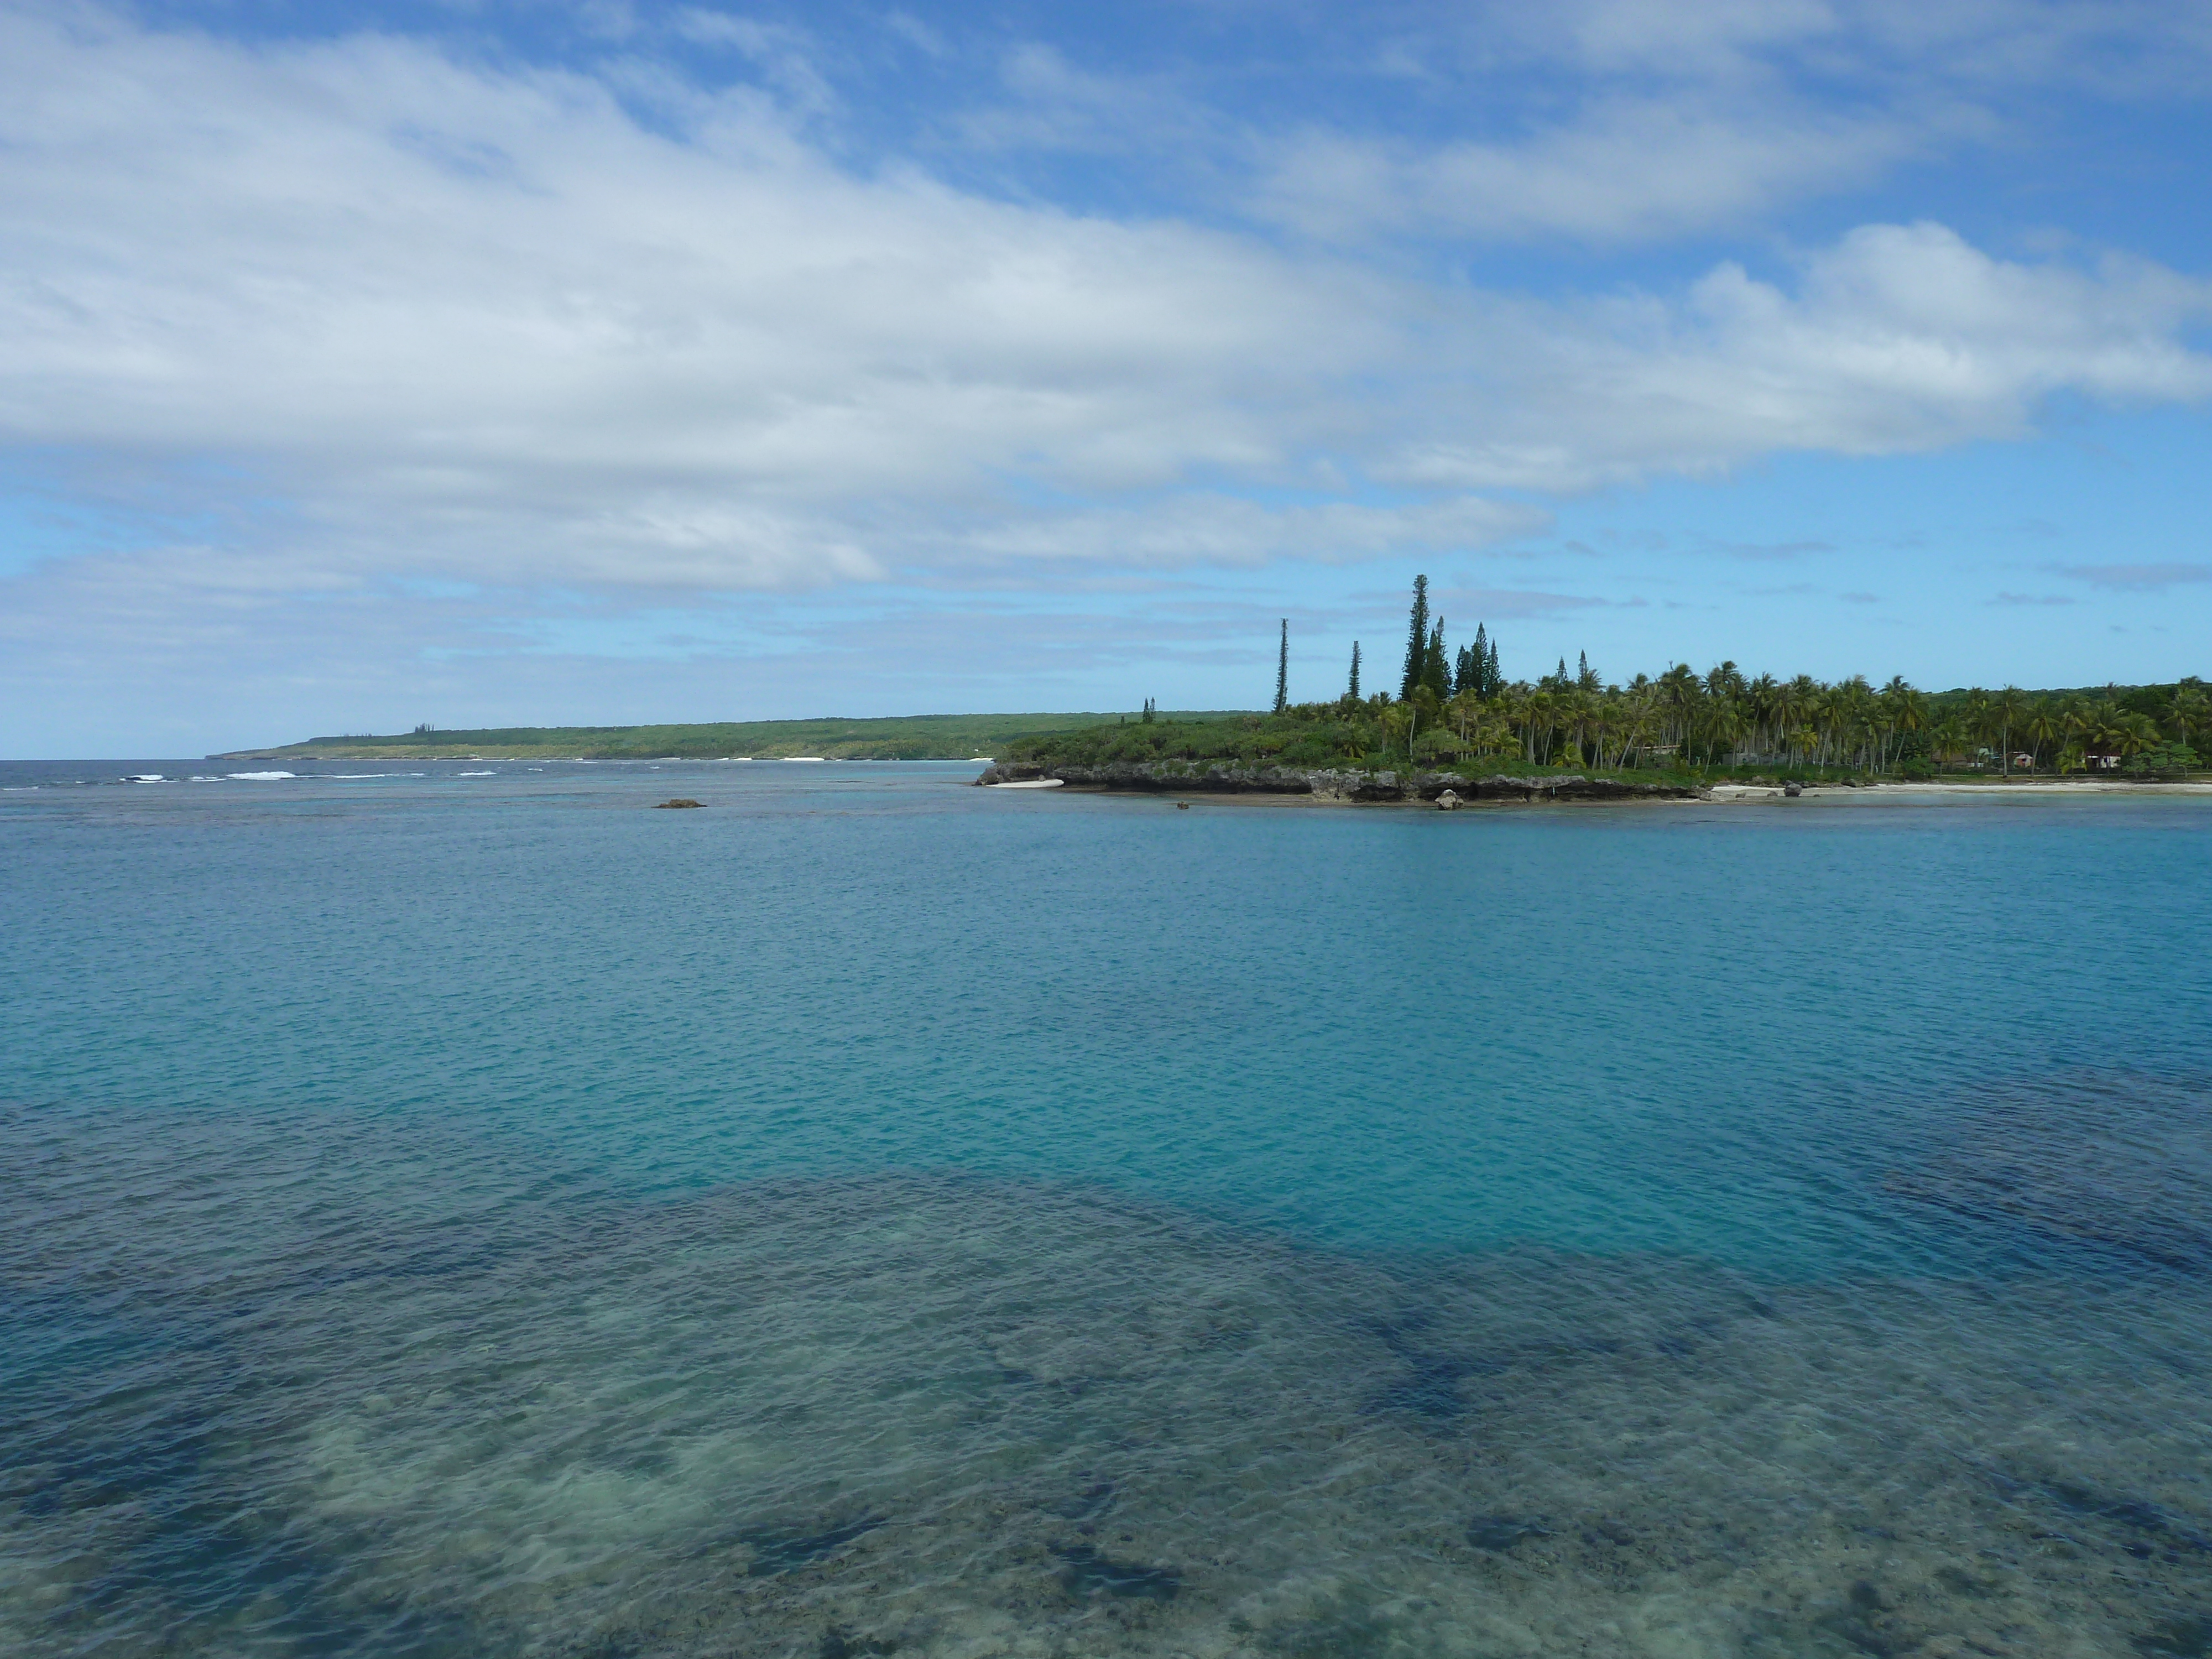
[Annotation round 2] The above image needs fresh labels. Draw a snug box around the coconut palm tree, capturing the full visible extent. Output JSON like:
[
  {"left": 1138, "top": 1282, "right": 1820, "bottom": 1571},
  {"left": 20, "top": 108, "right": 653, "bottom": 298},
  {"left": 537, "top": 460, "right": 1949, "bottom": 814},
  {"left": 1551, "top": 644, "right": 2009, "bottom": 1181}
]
[
  {"left": 1993, "top": 686, "right": 2031, "bottom": 778},
  {"left": 1658, "top": 665, "right": 1700, "bottom": 763},
  {"left": 2063, "top": 699, "right": 2102, "bottom": 764},
  {"left": 1503, "top": 684, "right": 1537, "bottom": 763},
  {"left": 1814, "top": 683, "right": 1855, "bottom": 768},
  {"left": 1880, "top": 677, "right": 1924, "bottom": 773},
  {"left": 1961, "top": 689, "right": 1993, "bottom": 768},
  {"left": 1706, "top": 697, "right": 1749, "bottom": 767},
  {"left": 1746, "top": 673, "right": 1781, "bottom": 757},
  {"left": 1931, "top": 716, "right": 1970, "bottom": 773},
  {"left": 2169, "top": 685, "right": 2209, "bottom": 752},
  {"left": 1619, "top": 690, "right": 1657, "bottom": 768},
  {"left": 2022, "top": 702, "right": 2059, "bottom": 772},
  {"left": 2083, "top": 704, "right": 2132, "bottom": 768}
]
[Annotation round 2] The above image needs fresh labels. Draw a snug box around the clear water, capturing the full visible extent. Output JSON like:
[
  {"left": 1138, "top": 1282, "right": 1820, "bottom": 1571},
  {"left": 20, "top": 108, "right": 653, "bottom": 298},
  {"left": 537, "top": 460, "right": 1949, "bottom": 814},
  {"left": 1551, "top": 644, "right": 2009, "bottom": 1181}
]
[{"left": 6, "top": 760, "right": 2212, "bottom": 1657}]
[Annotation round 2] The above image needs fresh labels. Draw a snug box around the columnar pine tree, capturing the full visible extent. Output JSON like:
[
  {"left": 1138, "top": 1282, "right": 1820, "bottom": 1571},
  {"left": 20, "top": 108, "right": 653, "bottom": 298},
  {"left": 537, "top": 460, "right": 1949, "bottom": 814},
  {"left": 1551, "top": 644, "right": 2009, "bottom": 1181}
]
[
  {"left": 1274, "top": 619, "right": 1289, "bottom": 715},
  {"left": 1424, "top": 620, "right": 1449, "bottom": 700},
  {"left": 1472, "top": 624, "right": 1489, "bottom": 695},
  {"left": 1348, "top": 641, "right": 1361, "bottom": 700},
  {"left": 1485, "top": 635, "right": 1500, "bottom": 693},
  {"left": 1401, "top": 575, "right": 1430, "bottom": 701}
]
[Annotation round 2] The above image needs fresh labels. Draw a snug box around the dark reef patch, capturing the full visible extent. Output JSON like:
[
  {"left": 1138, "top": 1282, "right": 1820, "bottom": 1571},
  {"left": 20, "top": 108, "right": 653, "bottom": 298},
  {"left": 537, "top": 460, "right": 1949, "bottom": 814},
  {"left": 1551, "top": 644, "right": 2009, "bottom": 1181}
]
[
  {"left": 742, "top": 1515, "right": 885, "bottom": 1577},
  {"left": 1051, "top": 1542, "right": 1181, "bottom": 1600},
  {"left": 1467, "top": 1515, "right": 1553, "bottom": 1552}
]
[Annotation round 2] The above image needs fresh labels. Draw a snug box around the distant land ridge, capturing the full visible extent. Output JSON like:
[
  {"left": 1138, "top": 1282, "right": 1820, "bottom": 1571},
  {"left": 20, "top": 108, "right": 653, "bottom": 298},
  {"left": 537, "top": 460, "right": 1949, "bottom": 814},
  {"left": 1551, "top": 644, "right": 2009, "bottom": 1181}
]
[{"left": 215, "top": 712, "right": 1248, "bottom": 762}]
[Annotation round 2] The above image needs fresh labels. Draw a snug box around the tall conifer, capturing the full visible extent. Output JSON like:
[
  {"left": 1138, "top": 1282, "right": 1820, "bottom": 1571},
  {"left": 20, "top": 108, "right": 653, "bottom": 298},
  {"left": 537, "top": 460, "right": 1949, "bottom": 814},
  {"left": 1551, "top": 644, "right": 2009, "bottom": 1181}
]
[
  {"left": 1485, "top": 635, "right": 1500, "bottom": 693},
  {"left": 1348, "top": 641, "right": 1361, "bottom": 699},
  {"left": 1274, "top": 619, "right": 1289, "bottom": 714},
  {"left": 1424, "top": 620, "right": 1449, "bottom": 700},
  {"left": 1400, "top": 575, "right": 1430, "bottom": 701}
]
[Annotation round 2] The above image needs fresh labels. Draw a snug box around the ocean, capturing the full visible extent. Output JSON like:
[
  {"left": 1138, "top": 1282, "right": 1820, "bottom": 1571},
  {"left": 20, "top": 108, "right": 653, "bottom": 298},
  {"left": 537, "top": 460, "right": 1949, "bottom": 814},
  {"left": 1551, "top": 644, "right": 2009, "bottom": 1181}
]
[{"left": 5, "top": 759, "right": 2211, "bottom": 1656}]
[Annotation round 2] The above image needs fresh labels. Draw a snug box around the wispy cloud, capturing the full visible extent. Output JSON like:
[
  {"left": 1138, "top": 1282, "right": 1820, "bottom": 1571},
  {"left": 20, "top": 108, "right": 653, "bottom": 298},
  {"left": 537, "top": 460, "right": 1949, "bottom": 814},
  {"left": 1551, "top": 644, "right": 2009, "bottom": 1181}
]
[
  {"left": 1431, "top": 584, "right": 1618, "bottom": 619},
  {"left": 2054, "top": 563, "right": 2212, "bottom": 589},
  {"left": 3, "top": 0, "right": 2210, "bottom": 748},
  {"left": 4, "top": 8, "right": 2208, "bottom": 601}
]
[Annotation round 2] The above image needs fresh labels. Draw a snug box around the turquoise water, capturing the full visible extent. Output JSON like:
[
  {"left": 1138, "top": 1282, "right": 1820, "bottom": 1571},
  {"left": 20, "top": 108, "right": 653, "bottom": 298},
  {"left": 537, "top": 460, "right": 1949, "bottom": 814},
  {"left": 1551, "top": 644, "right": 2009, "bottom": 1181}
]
[{"left": 6, "top": 760, "right": 2212, "bottom": 1656}]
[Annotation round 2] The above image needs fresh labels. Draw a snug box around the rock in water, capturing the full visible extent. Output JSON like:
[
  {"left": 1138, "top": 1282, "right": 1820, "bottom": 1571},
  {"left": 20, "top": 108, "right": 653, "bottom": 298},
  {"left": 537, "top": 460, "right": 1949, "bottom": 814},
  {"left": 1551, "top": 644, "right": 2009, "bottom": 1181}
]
[
  {"left": 1437, "top": 790, "right": 1462, "bottom": 810},
  {"left": 654, "top": 799, "right": 705, "bottom": 809}
]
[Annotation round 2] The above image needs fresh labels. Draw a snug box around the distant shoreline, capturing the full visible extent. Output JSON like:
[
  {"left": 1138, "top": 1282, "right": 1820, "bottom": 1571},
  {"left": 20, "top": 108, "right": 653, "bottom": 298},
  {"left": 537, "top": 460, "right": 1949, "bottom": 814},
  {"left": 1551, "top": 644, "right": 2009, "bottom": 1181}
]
[
  {"left": 210, "top": 711, "right": 1249, "bottom": 764},
  {"left": 977, "top": 758, "right": 2212, "bottom": 806}
]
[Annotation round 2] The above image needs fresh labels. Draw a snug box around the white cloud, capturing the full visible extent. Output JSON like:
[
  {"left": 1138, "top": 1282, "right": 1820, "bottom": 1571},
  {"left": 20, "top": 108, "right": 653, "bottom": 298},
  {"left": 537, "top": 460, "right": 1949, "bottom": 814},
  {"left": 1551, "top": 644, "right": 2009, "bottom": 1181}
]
[
  {"left": 1248, "top": 0, "right": 2212, "bottom": 246},
  {"left": 0, "top": 2, "right": 2207, "bottom": 624},
  {"left": 1378, "top": 223, "right": 2212, "bottom": 489},
  {"left": 1253, "top": 98, "right": 1943, "bottom": 246}
]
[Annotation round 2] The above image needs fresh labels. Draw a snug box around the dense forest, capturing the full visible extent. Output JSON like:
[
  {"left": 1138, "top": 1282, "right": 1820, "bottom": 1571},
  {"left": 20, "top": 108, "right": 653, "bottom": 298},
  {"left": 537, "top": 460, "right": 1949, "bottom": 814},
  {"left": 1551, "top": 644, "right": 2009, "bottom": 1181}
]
[{"left": 1010, "top": 577, "right": 2208, "bottom": 780}]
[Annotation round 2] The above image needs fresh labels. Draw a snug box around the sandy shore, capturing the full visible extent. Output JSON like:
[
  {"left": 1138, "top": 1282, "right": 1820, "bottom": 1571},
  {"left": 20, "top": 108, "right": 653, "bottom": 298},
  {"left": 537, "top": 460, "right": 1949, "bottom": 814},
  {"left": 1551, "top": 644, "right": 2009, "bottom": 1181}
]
[{"left": 1711, "top": 779, "right": 2212, "bottom": 801}]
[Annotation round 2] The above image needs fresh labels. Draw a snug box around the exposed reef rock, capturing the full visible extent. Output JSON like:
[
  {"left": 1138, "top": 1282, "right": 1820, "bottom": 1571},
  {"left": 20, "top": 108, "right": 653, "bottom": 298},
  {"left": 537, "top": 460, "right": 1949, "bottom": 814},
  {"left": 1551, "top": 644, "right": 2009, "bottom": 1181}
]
[{"left": 973, "top": 761, "right": 1702, "bottom": 804}]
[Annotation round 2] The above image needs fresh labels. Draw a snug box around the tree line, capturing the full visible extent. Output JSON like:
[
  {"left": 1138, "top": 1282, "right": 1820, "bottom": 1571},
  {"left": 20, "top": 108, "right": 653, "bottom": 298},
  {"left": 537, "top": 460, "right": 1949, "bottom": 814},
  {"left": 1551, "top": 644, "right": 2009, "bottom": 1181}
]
[{"left": 1290, "top": 576, "right": 2206, "bottom": 776}]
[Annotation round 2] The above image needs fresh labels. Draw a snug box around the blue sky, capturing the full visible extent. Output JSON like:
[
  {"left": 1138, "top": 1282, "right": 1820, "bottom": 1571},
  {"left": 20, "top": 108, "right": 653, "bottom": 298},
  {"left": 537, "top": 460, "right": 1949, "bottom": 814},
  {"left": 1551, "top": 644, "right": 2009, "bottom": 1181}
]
[{"left": 2, "top": 1, "right": 2209, "bottom": 753}]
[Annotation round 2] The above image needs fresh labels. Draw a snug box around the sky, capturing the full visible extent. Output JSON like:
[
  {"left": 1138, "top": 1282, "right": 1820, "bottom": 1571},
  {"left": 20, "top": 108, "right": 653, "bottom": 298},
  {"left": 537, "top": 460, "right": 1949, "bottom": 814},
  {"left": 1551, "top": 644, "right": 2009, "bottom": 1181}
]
[{"left": 2, "top": 0, "right": 2209, "bottom": 754}]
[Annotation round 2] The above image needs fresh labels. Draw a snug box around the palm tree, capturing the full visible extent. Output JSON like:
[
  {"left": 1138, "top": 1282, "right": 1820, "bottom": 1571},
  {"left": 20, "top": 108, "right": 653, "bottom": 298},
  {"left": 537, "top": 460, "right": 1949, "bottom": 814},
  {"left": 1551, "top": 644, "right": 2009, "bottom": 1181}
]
[
  {"left": 1746, "top": 673, "right": 1781, "bottom": 757},
  {"left": 1815, "top": 682, "right": 1856, "bottom": 768},
  {"left": 1961, "top": 689, "right": 1992, "bottom": 768},
  {"left": 1620, "top": 690, "right": 1658, "bottom": 768},
  {"left": 1658, "top": 665, "right": 1700, "bottom": 764},
  {"left": 1880, "top": 677, "right": 1924, "bottom": 774},
  {"left": 1526, "top": 687, "right": 1561, "bottom": 764},
  {"left": 2063, "top": 699, "right": 2102, "bottom": 765},
  {"left": 2086, "top": 705, "right": 2132, "bottom": 768},
  {"left": 1470, "top": 706, "right": 1513, "bottom": 758},
  {"left": 1503, "top": 684, "right": 1535, "bottom": 764},
  {"left": 1993, "top": 686, "right": 2031, "bottom": 778},
  {"left": 1784, "top": 676, "right": 1819, "bottom": 765},
  {"left": 1707, "top": 697, "right": 1749, "bottom": 767},
  {"left": 2022, "top": 702, "right": 2059, "bottom": 772},
  {"left": 2170, "top": 685, "right": 2209, "bottom": 753},
  {"left": 1930, "top": 716, "right": 1970, "bottom": 773}
]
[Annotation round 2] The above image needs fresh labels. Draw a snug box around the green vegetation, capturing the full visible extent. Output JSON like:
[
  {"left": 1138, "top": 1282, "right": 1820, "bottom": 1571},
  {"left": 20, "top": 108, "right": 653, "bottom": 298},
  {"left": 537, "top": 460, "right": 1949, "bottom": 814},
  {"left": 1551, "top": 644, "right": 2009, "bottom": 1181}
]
[
  {"left": 226, "top": 575, "right": 2206, "bottom": 782},
  {"left": 219, "top": 711, "right": 1245, "bottom": 762},
  {"left": 1008, "top": 577, "right": 2207, "bottom": 784},
  {"left": 1008, "top": 672, "right": 2205, "bottom": 782}
]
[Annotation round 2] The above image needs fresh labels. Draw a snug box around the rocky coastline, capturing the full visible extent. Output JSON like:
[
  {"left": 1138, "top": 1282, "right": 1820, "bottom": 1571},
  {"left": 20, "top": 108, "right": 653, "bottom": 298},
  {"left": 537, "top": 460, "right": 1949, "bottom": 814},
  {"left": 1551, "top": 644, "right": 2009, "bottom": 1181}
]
[{"left": 974, "top": 760, "right": 1703, "bottom": 804}]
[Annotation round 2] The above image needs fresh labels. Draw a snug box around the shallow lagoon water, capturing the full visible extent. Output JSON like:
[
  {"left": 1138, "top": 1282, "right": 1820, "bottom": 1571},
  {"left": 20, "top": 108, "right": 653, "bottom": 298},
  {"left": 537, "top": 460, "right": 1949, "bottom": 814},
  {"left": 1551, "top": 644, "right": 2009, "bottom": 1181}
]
[{"left": 5, "top": 761, "right": 2212, "bottom": 1656}]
